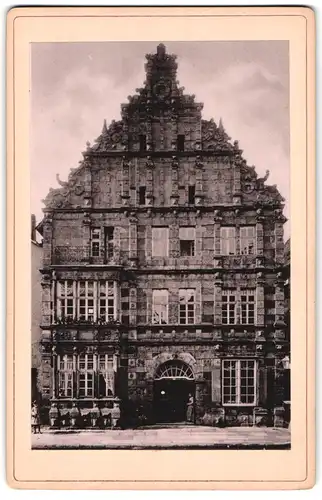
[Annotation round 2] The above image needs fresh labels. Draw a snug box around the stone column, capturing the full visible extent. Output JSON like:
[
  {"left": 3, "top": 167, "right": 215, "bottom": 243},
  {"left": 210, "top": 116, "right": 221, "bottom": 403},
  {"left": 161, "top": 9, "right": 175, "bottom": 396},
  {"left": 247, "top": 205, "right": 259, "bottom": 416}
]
[{"left": 256, "top": 272, "right": 265, "bottom": 327}]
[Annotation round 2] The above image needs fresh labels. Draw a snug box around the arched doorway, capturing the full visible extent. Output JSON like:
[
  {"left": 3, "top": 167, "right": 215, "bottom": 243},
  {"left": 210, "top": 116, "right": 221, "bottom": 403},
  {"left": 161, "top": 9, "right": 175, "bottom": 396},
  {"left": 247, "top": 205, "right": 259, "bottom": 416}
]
[{"left": 153, "top": 360, "right": 195, "bottom": 423}]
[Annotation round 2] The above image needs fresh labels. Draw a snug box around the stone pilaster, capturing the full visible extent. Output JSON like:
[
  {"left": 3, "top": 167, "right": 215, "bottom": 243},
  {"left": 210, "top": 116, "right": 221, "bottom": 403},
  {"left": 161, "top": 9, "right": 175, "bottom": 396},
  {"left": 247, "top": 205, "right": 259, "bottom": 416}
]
[
  {"left": 256, "top": 272, "right": 265, "bottom": 327},
  {"left": 42, "top": 214, "right": 53, "bottom": 266},
  {"left": 233, "top": 156, "right": 242, "bottom": 205},
  {"left": 121, "top": 157, "right": 130, "bottom": 207},
  {"left": 83, "top": 157, "right": 92, "bottom": 209},
  {"left": 83, "top": 212, "right": 91, "bottom": 263},
  {"left": 195, "top": 156, "right": 204, "bottom": 206},
  {"left": 274, "top": 216, "right": 285, "bottom": 265},
  {"left": 274, "top": 272, "right": 286, "bottom": 331},
  {"left": 214, "top": 272, "right": 223, "bottom": 326},
  {"left": 145, "top": 156, "right": 154, "bottom": 207},
  {"left": 214, "top": 210, "right": 222, "bottom": 257},
  {"left": 146, "top": 288, "right": 152, "bottom": 324},
  {"left": 170, "top": 156, "right": 179, "bottom": 206},
  {"left": 41, "top": 271, "right": 52, "bottom": 327},
  {"left": 169, "top": 220, "right": 179, "bottom": 258},
  {"left": 256, "top": 210, "right": 264, "bottom": 256},
  {"left": 129, "top": 287, "right": 137, "bottom": 326},
  {"left": 195, "top": 282, "right": 202, "bottom": 324},
  {"left": 52, "top": 347, "right": 57, "bottom": 399},
  {"left": 128, "top": 213, "right": 138, "bottom": 263},
  {"left": 145, "top": 224, "right": 152, "bottom": 263}
]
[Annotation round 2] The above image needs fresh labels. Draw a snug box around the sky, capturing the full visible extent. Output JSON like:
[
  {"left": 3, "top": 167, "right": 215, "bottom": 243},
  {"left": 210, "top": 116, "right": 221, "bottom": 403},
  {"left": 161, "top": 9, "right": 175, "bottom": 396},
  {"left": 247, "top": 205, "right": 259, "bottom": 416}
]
[{"left": 31, "top": 41, "right": 290, "bottom": 238}]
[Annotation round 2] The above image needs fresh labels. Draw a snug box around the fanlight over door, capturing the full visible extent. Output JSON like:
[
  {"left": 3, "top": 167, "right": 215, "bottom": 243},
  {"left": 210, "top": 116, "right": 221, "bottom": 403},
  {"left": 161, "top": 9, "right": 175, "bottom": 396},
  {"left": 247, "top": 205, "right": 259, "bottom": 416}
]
[{"left": 154, "top": 361, "right": 194, "bottom": 380}]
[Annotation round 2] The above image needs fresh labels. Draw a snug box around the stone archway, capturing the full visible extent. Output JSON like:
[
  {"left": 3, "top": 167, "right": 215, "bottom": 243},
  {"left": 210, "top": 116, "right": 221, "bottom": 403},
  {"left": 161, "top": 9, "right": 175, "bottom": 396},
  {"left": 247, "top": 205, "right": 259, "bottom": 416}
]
[{"left": 152, "top": 358, "right": 196, "bottom": 424}]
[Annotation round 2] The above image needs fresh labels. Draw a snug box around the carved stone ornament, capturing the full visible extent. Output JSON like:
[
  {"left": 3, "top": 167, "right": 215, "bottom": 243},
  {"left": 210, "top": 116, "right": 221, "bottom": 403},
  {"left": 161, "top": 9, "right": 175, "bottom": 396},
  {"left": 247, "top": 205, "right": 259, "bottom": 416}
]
[
  {"left": 201, "top": 118, "right": 234, "bottom": 151},
  {"left": 90, "top": 119, "right": 126, "bottom": 152}
]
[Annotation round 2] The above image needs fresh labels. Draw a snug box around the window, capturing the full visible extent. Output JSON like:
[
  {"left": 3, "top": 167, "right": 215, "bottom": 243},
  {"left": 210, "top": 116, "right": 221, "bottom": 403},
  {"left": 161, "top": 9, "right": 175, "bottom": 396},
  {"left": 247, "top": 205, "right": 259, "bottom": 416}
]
[
  {"left": 222, "top": 360, "right": 257, "bottom": 405},
  {"left": 188, "top": 185, "right": 195, "bottom": 204},
  {"left": 78, "top": 281, "right": 95, "bottom": 321},
  {"left": 240, "top": 289, "right": 255, "bottom": 325},
  {"left": 152, "top": 289, "right": 168, "bottom": 324},
  {"left": 177, "top": 134, "right": 185, "bottom": 151},
  {"left": 240, "top": 226, "right": 255, "bottom": 255},
  {"left": 220, "top": 227, "right": 236, "bottom": 255},
  {"left": 152, "top": 227, "right": 169, "bottom": 257},
  {"left": 78, "top": 354, "right": 95, "bottom": 398},
  {"left": 58, "top": 355, "right": 74, "bottom": 397},
  {"left": 139, "top": 134, "right": 147, "bottom": 151},
  {"left": 179, "top": 289, "right": 195, "bottom": 324},
  {"left": 57, "top": 280, "right": 75, "bottom": 319},
  {"left": 222, "top": 289, "right": 237, "bottom": 324},
  {"left": 179, "top": 227, "right": 195, "bottom": 257},
  {"left": 104, "top": 227, "right": 114, "bottom": 260},
  {"left": 91, "top": 228, "right": 101, "bottom": 257},
  {"left": 139, "top": 186, "right": 146, "bottom": 205},
  {"left": 98, "top": 354, "right": 115, "bottom": 397},
  {"left": 98, "top": 281, "right": 116, "bottom": 322}
]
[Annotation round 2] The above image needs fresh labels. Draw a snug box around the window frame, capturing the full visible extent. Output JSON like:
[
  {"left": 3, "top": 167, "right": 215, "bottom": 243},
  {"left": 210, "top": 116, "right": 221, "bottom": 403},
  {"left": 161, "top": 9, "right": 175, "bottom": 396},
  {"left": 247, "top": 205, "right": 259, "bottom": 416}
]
[
  {"left": 240, "top": 289, "right": 256, "bottom": 325},
  {"left": 220, "top": 227, "right": 236, "bottom": 256},
  {"left": 222, "top": 359, "right": 257, "bottom": 406},
  {"left": 90, "top": 227, "right": 101, "bottom": 258},
  {"left": 57, "top": 280, "right": 76, "bottom": 320},
  {"left": 78, "top": 353, "right": 95, "bottom": 398},
  {"left": 152, "top": 289, "right": 169, "bottom": 325},
  {"left": 240, "top": 226, "right": 256, "bottom": 255},
  {"left": 57, "top": 354, "right": 75, "bottom": 398},
  {"left": 98, "top": 354, "right": 115, "bottom": 397},
  {"left": 221, "top": 289, "right": 237, "bottom": 325},
  {"left": 152, "top": 226, "right": 169, "bottom": 257},
  {"left": 179, "top": 288, "right": 196, "bottom": 325},
  {"left": 179, "top": 226, "right": 196, "bottom": 257}
]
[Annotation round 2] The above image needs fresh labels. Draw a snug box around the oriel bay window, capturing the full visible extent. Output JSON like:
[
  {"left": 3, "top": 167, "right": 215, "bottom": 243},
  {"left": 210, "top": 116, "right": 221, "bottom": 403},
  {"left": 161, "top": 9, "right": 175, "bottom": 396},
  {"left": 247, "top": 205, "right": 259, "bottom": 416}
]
[
  {"left": 58, "top": 355, "right": 74, "bottom": 397},
  {"left": 222, "top": 360, "right": 257, "bottom": 405},
  {"left": 56, "top": 280, "right": 118, "bottom": 323},
  {"left": 57, "top": 353, "right": 116, "bottom": 399},
  {"left": 78, "top": 353, "right": 95, "bottom": 398},
  {"left": 57, "top": 280, "right": 76, "bottom": 320},
  {"left": 152, "top": 289, "right": 168, "bottom": 324},
  {"left": 179, "top": 289, "right": 195, "bottom": 324}
]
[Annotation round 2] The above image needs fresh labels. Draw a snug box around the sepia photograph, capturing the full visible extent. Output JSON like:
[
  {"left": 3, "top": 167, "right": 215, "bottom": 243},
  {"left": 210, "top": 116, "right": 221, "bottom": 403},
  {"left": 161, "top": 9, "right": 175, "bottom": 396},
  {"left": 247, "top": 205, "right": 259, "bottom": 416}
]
[{"left": 30, "top": 40, "right": 291, "bottom": 451}]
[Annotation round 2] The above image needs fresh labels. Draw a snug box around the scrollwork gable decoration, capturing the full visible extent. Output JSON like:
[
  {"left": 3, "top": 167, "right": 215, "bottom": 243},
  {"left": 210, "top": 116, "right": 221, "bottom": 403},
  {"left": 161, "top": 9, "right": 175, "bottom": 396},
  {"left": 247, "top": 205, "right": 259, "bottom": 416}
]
[
  {"left": 201, "top": 118, "right": 234, "bottom": 152},
  {"left": 90, "top": 119, "right": 127, "bottom": 152},
  {"left": 41, "top": 161, "right": 87, "bottom": 210}
]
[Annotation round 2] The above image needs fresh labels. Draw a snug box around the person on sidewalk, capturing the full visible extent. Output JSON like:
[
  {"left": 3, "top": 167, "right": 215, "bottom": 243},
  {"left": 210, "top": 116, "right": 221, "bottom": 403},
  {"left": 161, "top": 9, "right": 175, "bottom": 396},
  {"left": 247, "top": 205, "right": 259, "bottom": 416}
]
[
  {"left": 31, "top": 401, "right": 41, "bottom": 434},
  {"left": 186, "top": 394, "right": 194, "bottom": 423}
]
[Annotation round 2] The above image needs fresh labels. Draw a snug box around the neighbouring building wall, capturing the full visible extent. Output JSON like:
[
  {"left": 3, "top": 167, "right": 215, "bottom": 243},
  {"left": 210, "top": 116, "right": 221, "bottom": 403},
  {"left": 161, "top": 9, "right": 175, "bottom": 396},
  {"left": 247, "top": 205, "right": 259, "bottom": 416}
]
[{"left": 31, "top": 214, "right": 43, "bottom": 402}]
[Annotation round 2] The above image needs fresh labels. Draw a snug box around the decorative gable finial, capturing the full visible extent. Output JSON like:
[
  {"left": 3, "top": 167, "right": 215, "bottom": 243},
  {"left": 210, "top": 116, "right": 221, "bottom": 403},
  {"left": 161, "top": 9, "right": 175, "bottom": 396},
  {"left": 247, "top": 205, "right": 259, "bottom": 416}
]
[
  {"left": 101, "top": 119, "right": 108, "bottom": 135},
  {"left": 157, "top": 43, "right": 166, "bottom": 58},
  {"left": 219, "top": 117, "right": 224, "bottom": 132}
]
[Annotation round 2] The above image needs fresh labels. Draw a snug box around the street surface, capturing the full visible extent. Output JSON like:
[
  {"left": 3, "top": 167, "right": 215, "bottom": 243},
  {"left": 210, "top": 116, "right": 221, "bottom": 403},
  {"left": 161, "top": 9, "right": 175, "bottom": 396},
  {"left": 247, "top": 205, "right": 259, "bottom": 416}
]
[{"left": 32, "top": 425, "right": 291, "bottom": 449}]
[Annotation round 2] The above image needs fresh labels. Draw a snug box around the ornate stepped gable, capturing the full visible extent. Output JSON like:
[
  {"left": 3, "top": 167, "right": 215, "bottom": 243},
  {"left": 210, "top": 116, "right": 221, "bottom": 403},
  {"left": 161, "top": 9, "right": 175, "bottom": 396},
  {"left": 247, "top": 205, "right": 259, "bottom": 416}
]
[{"left": 41, "top": 43, "right": 285, "bottom": 211}]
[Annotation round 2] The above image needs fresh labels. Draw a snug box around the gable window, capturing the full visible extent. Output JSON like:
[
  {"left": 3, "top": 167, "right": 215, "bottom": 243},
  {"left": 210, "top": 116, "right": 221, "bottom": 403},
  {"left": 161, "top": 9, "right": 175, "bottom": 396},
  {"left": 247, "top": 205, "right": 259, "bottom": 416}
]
[
  {"left": 58, "top": 355, "right": 74, "bottom": 398},
  {"left": 78, "top": 281, "right": 95, "bottom": 321},
  {"left": 220, "top": 227, "right": 236, "bottom": 255},
  {"left": 98, "top": 354, "right": 115, "bottom": 397},
  {"left": 222, "top": 289, "right": 237, "bottom": 324},
  {"left": 179, "top": 289, "right": 195, "bottom": 324},
  {"left": 152, "top": 289, "right": 168, "bottom": 324},
  {"left": 179, "top": 227, "right": 195, "bottom": 257},
  {"left": 240, "top": 226, "right": 255, "bottom": 255},
  {"left": 188, "top": 185, "right": 195, "bottom": 204},
  {"left": 91, "top": 228, "right": 101, "bottom": 257},
  {"left": 57, "top": 280, "right": 75, "bottom": 320},
  {"left": 104, "top": 227, "right": 114, "bottom": 260},
  {"left": 139, "top": 134, "right": 147, "bottom": 151},
  {"left": 222, "top": 360, "right": 257, "bottom": 405},
  {"left": 240, "top": 289, "right": 255, "bottom": 325},
  {"left": 78, "top": 354, "right": 95, "bottom": 398},
  {"left": 139, "top": 186, "right": 146, "bottom": 205},
  {"left": 177, "top": 134, "right": 185, "bottom": 151},
  {"left": 152, "top": 227, "right": 169, "bottom": 257}
]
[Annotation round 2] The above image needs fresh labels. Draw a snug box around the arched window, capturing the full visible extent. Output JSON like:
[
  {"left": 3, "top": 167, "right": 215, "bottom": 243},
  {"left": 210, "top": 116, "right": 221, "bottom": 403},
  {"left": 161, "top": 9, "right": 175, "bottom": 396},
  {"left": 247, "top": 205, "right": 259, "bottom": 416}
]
[{"left": 155, "top": 361, "right": 194, "bottom": 380}]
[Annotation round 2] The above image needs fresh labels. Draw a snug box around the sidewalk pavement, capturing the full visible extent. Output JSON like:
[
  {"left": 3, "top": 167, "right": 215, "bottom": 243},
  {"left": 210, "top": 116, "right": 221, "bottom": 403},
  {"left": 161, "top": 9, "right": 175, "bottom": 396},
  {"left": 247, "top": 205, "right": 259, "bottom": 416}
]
[{"left": 31, "top": 425, "right": 291, "bottom": 449}]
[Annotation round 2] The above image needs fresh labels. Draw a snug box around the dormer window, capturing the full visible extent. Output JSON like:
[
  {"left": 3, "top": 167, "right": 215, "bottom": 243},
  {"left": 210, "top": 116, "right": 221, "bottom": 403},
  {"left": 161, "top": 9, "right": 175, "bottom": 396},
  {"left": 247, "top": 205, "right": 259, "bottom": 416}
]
[
  {"left": 139, "top": 134, "right": 147, "bottom": 151},
  {"left": 177, "top": 134, "right": 185, "bottom": 151}
]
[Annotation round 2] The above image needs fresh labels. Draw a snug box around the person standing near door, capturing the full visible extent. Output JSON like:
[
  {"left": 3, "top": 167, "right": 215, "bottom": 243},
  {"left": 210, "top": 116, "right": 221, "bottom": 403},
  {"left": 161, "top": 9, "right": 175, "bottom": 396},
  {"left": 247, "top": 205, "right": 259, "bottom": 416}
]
[
  {"left": 31, "top": 401, "right": 41, "bottom": 434},
  {"left": 186, "top": 393, "right": 194, "bottom": 423}
]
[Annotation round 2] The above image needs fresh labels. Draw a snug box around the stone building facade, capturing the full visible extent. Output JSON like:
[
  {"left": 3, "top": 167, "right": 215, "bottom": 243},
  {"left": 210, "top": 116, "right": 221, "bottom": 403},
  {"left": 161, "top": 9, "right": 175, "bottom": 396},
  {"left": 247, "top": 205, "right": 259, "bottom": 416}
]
[
  {"left": 37, "top": 44, "right": 289, "bottom": 427},
  {"left": 31, "top": 215, "right": 43, "bottom": 402}
]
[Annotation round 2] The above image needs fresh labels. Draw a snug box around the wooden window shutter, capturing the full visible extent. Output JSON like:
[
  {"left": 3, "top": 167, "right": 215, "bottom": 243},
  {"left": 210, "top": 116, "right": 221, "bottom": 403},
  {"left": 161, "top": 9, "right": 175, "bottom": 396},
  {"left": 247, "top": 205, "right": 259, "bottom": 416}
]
[{"left": 211, "top": 364, "right": 221, "bottom": 403}]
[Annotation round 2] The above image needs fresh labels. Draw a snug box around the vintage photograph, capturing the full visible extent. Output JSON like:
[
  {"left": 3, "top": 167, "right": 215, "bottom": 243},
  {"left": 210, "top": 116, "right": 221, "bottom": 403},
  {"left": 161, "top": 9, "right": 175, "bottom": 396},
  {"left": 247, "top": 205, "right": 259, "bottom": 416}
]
[{"left": 30, "top": 40, "right": 291, "bottom": 450}]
